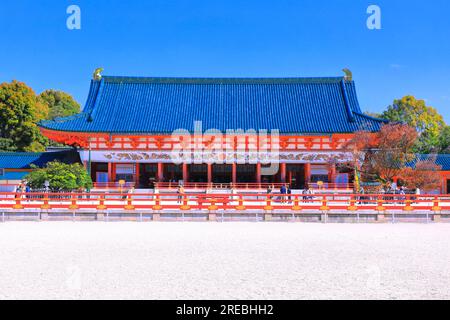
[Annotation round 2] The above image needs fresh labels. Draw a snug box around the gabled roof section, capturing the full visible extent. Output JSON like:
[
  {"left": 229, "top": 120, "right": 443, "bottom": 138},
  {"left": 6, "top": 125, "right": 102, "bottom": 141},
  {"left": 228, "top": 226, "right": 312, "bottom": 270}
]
[
  {"left": 408, "top": 154, "right": 450, "bottom": 171},
  {"left": 39, "top": 75, "right": 387, "bottom": 134},
  {"left": 0, "top": 150, "right": 80, "bottom": 169}
]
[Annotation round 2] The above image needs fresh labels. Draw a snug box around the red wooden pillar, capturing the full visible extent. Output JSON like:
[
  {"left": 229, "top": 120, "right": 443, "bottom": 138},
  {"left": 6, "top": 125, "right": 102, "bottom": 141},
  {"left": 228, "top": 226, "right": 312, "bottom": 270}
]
[
  {"left": 135, "top": 163, "right": 140, "bottom": 187},
  {"left": 107, "top": 162, "right": 112, "bottom": 182},
  {"left": 111, "top": 163, "right": 116, "bottom": 182},
  {"left": 207, "top": 164, "right": 212, "bottom": 183},
  {"left": 182, "top": 163, "right": 189, "bottom": 183},
  {"left": 157, "top": 163, "right": 164, "bottom": 182},
  {"left": 232, "top": 163, "right": 237, "bottom": 185},
  {"left": 280, "top": 163, "right": 286, "bottom": 183},
  {"left": 256, "top": 163, "right": 261, "bottom": 184},
  {"left": 304, "top": 163, "right": 311, "bottom": 186},
  {"left": 328, "top": 163, "right": 336, "bottom": 184}
]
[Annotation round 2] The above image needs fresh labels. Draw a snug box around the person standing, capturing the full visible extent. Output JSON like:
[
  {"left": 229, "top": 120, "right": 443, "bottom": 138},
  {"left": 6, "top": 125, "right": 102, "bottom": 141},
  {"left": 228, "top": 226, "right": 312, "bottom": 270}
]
[
  {"left": 287, "top": 185, "right": 292, "bottom": 204},
  {"left": 177, "top": 185, "right": 185, "bottom": 204},
  {"left": 25, "top": 184, "right": 31, "bottom": 201},
  {"left": 302, "top": 188, "right": 307, "bottom": 202},
  {"left": 358, "top": 186, "right": 365, "bottom": 205},
  {"left": 280, "top": 184, "right": 287, "bottom": 203},
  {"left": 307, "top": 187, "right": 314, "bottom": 202},
  {"left": 126, "top": 186, "right": 135, "bottom": 201},
  {"left": 399, "top": 187, "right": 406, "bottom": 204}
]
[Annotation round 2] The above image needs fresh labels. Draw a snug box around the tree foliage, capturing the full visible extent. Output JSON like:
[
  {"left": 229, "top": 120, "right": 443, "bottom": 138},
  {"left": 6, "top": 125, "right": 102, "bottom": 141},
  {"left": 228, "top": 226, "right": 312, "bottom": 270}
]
[
  {"left": 344, "top": 124, "right": 418, "bottom": 186},
  {"left": 0, "top": 81, "right": 49, "bottom": 152},
  {"left": 438, "top": 126, "right": 450, "bottom": 154},
  {"left": 0, "top": 81, "right": 80, "bottom": 152},
  {"left": 382, "top": 96, "right": 445, "bottom": 153},
  {"left": 25, "top": 161, "right": 92, "bottom": 192},
  {"left": 400, "top": 159, "right": 442, "bottom": 191},
  {"left": 370, "top": 124, "right": 418, "bottom": 184},
  {"left": 39, "top": 89, "right": 80, "bottom": 120}
]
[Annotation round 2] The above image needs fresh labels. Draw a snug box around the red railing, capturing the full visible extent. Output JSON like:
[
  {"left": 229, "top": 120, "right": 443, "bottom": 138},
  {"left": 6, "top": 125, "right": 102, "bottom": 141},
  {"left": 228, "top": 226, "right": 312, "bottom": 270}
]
[
  {"left": 0, "top": 191, "right": 449, "bottom": 213},
  {"left": 155, "top": 182, "right": 287, "bottom": 190},
  {"left": 93, "top": 182, "right": 135, "bottom": 189},
  {"left": 307, "top": 182, "right": 354, "bottom": 190}
]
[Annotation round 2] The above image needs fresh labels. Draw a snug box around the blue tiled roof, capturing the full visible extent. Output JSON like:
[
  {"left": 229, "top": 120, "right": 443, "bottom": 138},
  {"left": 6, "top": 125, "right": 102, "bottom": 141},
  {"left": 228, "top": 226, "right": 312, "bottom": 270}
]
[
  {"left": 0, "top": 171, "right": 28, "bottom": 181},
  {"left": 0, "top": 150, "right": 80, "bottom": 169},
  {"left": 39, "top": 76, "right": 386, "bottom": 134}
]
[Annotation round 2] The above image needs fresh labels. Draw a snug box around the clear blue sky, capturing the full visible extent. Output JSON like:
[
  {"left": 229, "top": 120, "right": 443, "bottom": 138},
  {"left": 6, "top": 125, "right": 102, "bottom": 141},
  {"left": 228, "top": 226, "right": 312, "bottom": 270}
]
[{"left": 1, "top": 0, "right": 450, "bottom": 122}]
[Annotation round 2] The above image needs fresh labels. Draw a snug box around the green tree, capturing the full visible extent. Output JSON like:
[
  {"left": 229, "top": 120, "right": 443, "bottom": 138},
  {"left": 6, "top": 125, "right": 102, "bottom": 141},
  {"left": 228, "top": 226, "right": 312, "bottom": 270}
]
[
  {"left": 438, "top": 125, "right": 450, "bottom": 154},
  {"left": 0, "top": 81, "right": 49, "bottom": 152},
  {"left": 382, "top": 96, "right": 445, "bottom": 153},
  {"left": 39, "top": 89, "right": 80, "bottom": 120},
  {"left": 25, "top": 161, "right": 93, "bottom": 192},
  {"left": 0, "top": 138, "right": 16, "bottom": 152}
]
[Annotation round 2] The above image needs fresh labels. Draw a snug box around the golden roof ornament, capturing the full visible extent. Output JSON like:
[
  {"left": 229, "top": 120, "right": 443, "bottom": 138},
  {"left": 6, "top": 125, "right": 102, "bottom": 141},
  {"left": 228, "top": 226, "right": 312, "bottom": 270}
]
[
  {"left": 93, "top": 68, "right": 104, "bottom": 81},
  {"left": 342, "top": 68, "right": 353, "bottom": 81}
]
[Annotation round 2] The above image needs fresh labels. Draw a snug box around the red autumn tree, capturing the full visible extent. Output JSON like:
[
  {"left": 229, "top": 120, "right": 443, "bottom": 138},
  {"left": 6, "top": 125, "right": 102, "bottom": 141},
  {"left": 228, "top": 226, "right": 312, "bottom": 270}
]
[
  {"left": 343, "top": 123, "right": 418, "bottom": 187},
  {"left": 400, "top": 158, "right": 442, "bottom": 192},
  {"left": 371, "top": 123, "right": 418, "bottom": 184}
]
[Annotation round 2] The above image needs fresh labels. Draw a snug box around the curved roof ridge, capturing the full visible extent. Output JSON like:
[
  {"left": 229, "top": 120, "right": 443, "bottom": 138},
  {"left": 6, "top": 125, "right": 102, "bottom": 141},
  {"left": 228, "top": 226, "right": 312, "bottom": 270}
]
[
  {"left": 101, "top": 75, "right": 347, "bottom": 85},
  {"left": 38, "top": 75, "right": 384, "bottom": 134}
]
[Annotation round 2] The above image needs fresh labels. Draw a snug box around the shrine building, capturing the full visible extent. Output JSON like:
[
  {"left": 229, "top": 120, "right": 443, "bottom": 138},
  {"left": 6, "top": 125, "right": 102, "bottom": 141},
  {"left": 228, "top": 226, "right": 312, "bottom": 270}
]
[{"left": 39, "top": 74, "right": 386, "bottom": 189}]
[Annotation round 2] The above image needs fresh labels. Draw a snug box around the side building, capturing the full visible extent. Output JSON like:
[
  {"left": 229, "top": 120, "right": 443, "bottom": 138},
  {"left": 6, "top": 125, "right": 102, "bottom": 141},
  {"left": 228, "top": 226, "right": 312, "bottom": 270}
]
[
  {"left": 0, "top": 150, "right": 81, "bottom": 191},
  {"left": 39, "top": 74, "right": 386, "bottom": 189}
]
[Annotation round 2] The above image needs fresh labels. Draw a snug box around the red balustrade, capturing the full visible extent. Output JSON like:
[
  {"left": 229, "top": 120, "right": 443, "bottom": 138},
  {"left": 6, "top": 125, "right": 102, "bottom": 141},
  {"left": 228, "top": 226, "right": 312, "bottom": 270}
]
[{"left": 0, "top": 191, "right": 449, "bottom": 213}]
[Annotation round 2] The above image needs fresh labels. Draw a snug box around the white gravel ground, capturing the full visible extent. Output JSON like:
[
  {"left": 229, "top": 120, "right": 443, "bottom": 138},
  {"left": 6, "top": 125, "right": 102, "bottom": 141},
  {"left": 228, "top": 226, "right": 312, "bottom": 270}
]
[{"left": 0, "top": 222, "right": 449, "bottom": 300}]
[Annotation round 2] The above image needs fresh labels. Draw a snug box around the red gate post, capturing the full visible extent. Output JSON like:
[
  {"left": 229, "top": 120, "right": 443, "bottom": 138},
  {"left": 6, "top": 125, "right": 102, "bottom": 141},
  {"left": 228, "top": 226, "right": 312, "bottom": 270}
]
[
  {"left": 208, "top": 197, "right": 218, "bottom": 222},
  {"left": 235, "top": 194, "right": 246, "bottom": 211},
  {"left": 404, "top": 195, "right": 414, "bottom": 211},
  {"left": 97, "top": 195, "right": 107, "bottom": 210},
  {"left": 152, "top": 193, "right": 162, "bottom": 210},
  {"left": 320, "top": 195, "right": 329, "bottom": 211},
  {"left": 264, "top": 194, "right": 273, "bottom": 221},
  {"left": 95, "top": 194, "right": 106, "bottom": 221},
  {"left": 348, "top": 195, "right": 358, "bottom": 211},
  {"left": 13, "top": 192, "right": 23, "bottom": 210},
  {"left": 180, "top": 194, "right": 191, "bottom": 211},
  {"left": 124, "top": 192, "right": 135, "bottom": 210},
  {"left": 432, "top": 196, "right": 442, "bottom": 222},
  {"left": 376, "top": 195, "right": 386, "bottom": 222},
  {"left": 69, "top": 193, "right": 79, "bottom": 210},
  {"left": 39, "top": 192, "right": 51, "bottom": 221},
  {"left": 41, "top": 194, "right": 50, "bottom": 210},
  {"left": 152, "top": 193, "right": 162, "bottom": 221},
  {"left": 292, "top": 195, "right": 302, "bottom": 211},
  {"left": 320, "top": 195, "right": 329, "bottom": 223}
]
